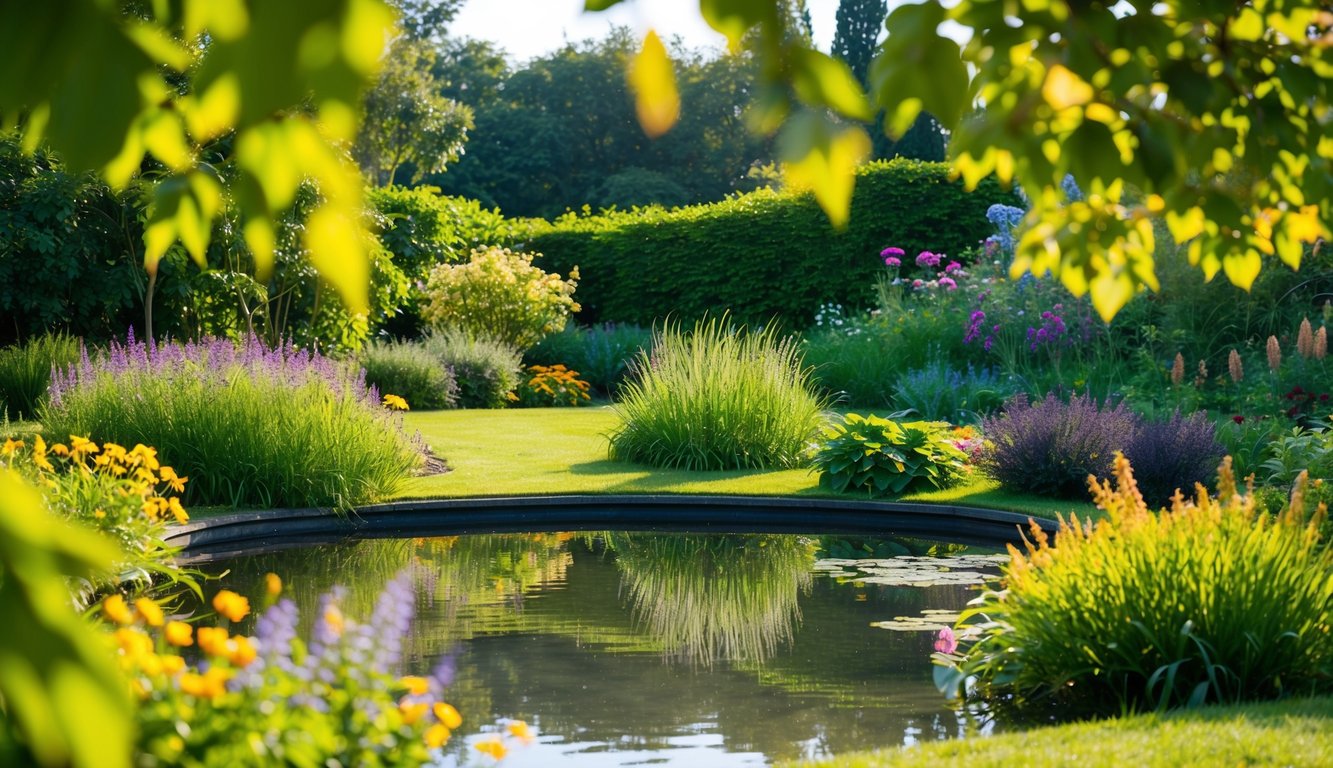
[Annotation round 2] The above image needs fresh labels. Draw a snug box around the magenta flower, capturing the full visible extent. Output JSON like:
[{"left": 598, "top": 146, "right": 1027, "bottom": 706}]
[
  {"left": 939, "top": 276, "right": 957, "bottom": 291},
  {"left": 945, "top": 261, "right": 962, "bottom": 274},
  {"left": 934, "top": 627, "right": 957, "bottom": 654},
  {"left": 916, "top": 250, "right": 941, "bottom": 268},
  {"left": 884, "top": 256, "right": 901, "bottom": 267},
  {"left": 911, "top": 279, "right": 924, "bottom": 289},
  {"left": 880, "top": 246, "right": 905, "bottom": 258}
]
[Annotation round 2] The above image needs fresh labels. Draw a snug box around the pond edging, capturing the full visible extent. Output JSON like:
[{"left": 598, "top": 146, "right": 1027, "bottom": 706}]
[{"left": 165, "top": 495, "right": 1058, "bottom": 562}]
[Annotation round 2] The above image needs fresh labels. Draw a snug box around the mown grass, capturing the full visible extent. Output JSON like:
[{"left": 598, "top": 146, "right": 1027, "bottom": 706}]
[
  {"left": 397, "top": 407, "right": 1099, "bottom": 519},
  {"left": 784, "top": 696, "right": 1333, "bottom": 768}
]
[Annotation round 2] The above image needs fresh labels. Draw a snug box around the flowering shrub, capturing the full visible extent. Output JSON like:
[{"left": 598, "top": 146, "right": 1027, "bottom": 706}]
[
  {"left": 1, "top": 434, "right": 186, "bottom": 583},
  {"left": 420, "top": 246, "right": 579, "bottom": 350},
  {"left": 524, "top": 323, "right": 653, "bottom": 396},
  {"left": 1121, "top": 411, "right": 1224, "bottom": 505},
  {"left": 110, "top": 572, "right": 475, "bottom": 766},
  {"left": 42, "top": 333, "right": 422, "bottom": 509},
  {"left": 936, "top": 456, "right": 1333, "bottom": 712},
  {"left": 981, "top": 394, "right": 1138, "bottom": 498},
  {"left": 813, "top": 414, "right": 970, "bottom": 497},
  {"left": 514, "top": 364, "right": 591, "bottom": 407}
]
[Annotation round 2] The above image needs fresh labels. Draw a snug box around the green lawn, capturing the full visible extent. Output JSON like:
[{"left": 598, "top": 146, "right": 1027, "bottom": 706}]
[
  {"left": 785, "top": 696, "right": 1333, "bottom": 768},
  {"left": 398, "top": 406, "right": 1098, "bottom": 519}
]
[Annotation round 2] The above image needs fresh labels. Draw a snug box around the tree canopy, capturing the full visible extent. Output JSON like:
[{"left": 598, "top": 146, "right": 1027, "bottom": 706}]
[{"left": 603, "top": 0, "right": 1332, "bottom": 319}]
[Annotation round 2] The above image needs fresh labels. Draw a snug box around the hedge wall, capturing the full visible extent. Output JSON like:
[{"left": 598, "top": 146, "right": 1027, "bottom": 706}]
[{"left": 525, "top": 159, "right": 1014, "bottom": 328}]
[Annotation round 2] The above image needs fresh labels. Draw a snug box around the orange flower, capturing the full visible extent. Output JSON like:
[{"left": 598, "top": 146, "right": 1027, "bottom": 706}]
[
  {"left": 160, "top": 655, "right": 186, "bottom": 676},
  {"left": 158, "top": 465, "right": 187, "bottom": 492},
  {"left": 506, "top": 720, "right": 535, "bottom": 744},
  {"left": 103, "top": 594, "right": 134, "bottom": 625},
  {"left": 265, "top": 572, "right": 283, "bottom": 597},
  {"left": 212, "top": 590, "right": 250, "bottom": 622},
  {"left": 165, "top": 620, "right": 194, "bottom": 647},
  {"left": 167, "top": 496, "right": 189, "bottom": 524},
  {"left": 229, "top": 635, "right": 257, "bottom": 667},
  {"left": 425, "top": 723, "right": 451, "bottom": 749},
  {"left": 401, "top": 676, "right": 431, "bottom": 696},
  {"left": 196, "top": 626, "right": 231, "bottom": 657},
  {"left": 399, "top": 701, "right": 429, "bottom": 726},
  {"left": 134, "top": 597, "right": 164, "bottom": 627}
]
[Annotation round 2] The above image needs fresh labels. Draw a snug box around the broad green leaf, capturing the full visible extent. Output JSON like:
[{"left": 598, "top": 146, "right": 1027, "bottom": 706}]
[
  {"left": 700, "top": 0, "right": 771, "bottom": 52},
  {"left": 183, "top": 0, "right": 249, "bottom": 41},
  {"left": 628, "top": 30, "right": 680, "bottom": 138},
  {"left": 183, "top": 73, "right": 241, "bottom": 142},
  {"left": 780, "top": 116, "right": 871, "bottom": 229},
  {"left": 1222, "top": 248, "right": 1262, "bottom": 290},
  {"left": 142, "top": 110, "right": 194, "bottom": 170},
  {"left": 306, "top": 206, "right": 370, "bottom": 314},
  {"left": 790, "top": 48, "right": 872, "bottom": 121},
  {"left": 873, "top": 4, "right": 970, "bottom": 131},
  {"left": 123, "top": 20, "right": 193, "bottom": 70},
  {"left": 342, "top": 0, "right": 396, "bottom": 75}
]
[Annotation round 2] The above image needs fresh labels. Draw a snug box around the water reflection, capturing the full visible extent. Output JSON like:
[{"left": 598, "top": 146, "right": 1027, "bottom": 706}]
[
  {"left": 197, "top": 531, "right": 1003, "bottom": 766},
  {"left": 607, "top": 533, "right": 816, "bottom": 665}
]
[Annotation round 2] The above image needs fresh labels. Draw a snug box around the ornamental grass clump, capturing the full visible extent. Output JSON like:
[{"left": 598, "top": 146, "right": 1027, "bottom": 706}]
[
  {"left": 360, "top": 340, "right": 457, "bottom": 410},
  {"left": 936, "top": 456, "right": 1333, "bottom": 713},
  {"left": 42, "top": 333, "right": 421, "bottom": 509},
  {"left": 609, "top": 317, "right": 829, "bottom": 471},
  {"left": 813, "top": 414, "right": 970, "bottom": 497},
  {"left": 0, "top": 333, "right": 82, "bottom": 420}
]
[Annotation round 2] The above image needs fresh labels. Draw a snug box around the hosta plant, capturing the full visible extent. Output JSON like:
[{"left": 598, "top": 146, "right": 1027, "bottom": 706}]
[
  {"left": 812, "top": 414, "right": 970, "bottom": 497},
  {"left": 934, "top": 455, "right": 1333, "bottom": 714}
]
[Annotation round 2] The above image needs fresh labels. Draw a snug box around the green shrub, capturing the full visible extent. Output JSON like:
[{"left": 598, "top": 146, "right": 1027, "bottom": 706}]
[
  {"left": 421, "top": 329, "right": 523, "bottom": 409},
  {"left": 524, "top": 323, "right": 653, "bottom": 396},
  {"left": 936, "top": 455, "right": 1333, "bottom": 713},
  {"left": 420, "top": 246, "right": 579, "bottom": 350},
  {"left": 514, "top": 364, "right": 592, "bottom": 407},
  {"left": 892, "top": 360, "right": 1015, "bottom": 423},
  {"left": 0, "top": 333, "right": 82, "bottom": 420},
  {"left": 1260, "top": 426, "right": 1333, "bottom": 488},
  {"left": 528, "top": 159, "right": 1013, "bottom": 327},
  {"left": 608, "top": 317, "right": 829, "bottom": 471},
  {"left": 812, "top": 414, "right": 971, "bottom": 497},
  {"left": 41, "top": 336, "right": 421, "bottom": 509},
  {"left": 367, "top": 185, "right": 529, "bottom": 277},
  {"left": 360, "top": 341, "right": 457, "bottom": 410}
]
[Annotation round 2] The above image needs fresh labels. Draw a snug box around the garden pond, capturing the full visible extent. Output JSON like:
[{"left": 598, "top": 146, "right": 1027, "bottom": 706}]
[{"left": 194, "top": 531, "right": 1008, "bottom": 766}]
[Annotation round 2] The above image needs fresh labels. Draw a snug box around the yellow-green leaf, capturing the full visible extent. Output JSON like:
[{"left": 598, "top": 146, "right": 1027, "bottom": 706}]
[
  {"left": 183, "top": 74, "right": 240, "bottom": 142},
  {"left": 781, "top": 116, "right": 871, "bottom": 229},
  {"left": 791, "top": 48, "right": 872, "bottom": 121},
  {"left": 1222, "top": 248, "right": 1262, "bottom": 290},
  {"left": 627, "top": 30, "right": 679, "bottom": 139},
  {"left": 305, "top": 206, "right": 370, "bottom": 314},
  {"left": 1043, "top": 64, "right": 1094, "bottom": 110}
]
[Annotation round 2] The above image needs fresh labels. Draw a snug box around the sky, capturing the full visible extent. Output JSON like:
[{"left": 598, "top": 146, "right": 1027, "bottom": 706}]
[{"left": 450, "top": 0, "right": 845, "bottom": 63}]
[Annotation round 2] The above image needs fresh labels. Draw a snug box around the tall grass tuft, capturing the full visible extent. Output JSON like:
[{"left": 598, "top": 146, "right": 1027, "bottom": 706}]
[
  {"left": 41, "top": 333, "right": 422, "bottom": 509},
  {"left": 938, "top": 455, "right": 1333, "bottom": 713},
  {"left": 0, "top": 333, "right": 83, "bottom": 420},
  {"left": 609, "top": 317, "right": 830, "bottom": 471},
  {"left": 420, "top": 328, "right": 523, "bottom": 409}
]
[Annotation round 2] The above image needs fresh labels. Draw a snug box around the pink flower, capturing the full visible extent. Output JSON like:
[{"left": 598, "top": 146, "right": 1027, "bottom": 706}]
[
  {"left": 884, "top": 256, "right": 901, "bottom": 267},
  {"left": 911, "top": 279, "right": 924, "bottom": 289},
  {"left": 934, "top": 627, "right": 957, "bottom": 654},
  {"left": 916, "top": 250, "right": 941, "bottom": 268},
  {"left": 945, "top": 261, "right": 962, "bottom": 274},
  {"left": 881, "top": 246, "right": 905, "bottom": 258},
  {"left": 939, "top": 277, "right": 957, "bottom": 290}
]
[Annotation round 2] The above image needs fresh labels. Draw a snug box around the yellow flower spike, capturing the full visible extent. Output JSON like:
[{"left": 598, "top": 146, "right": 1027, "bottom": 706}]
[
  {"left": 167, "top": 496, "right": 189, "bottom": 524},
  {"left": 135, "top": 598, "right": 165, "bottom": 627},
  {"left": 265, "top": 573, "right": 283, "bottom": 597},
  {"left": 228, "top": 635, "right": 257, "bottom": 667},
  {"left": 506, "top": 720, "right": 534, "bottom": 744},
  {"left": 103, "top": 594, "right": 135, "bottom": 625},
  {"left": 196, "top": 626, "right": 231, "bottom": 657},
  {"left": 165, "top": 621, "right": 194, "bottom": 647},
  {"left": 399, "top": 700, "right": 429, "bottom": 726},
  {"left": 212, "top": 590, "right": 250, "bottom": 622},
  {"left": 424, "top": 723, "right": 451, "bottom": 749},
  {"left": 401, "top": 676, "right": 431, "bottom": 696},
  {"left": 475, "top": 738, "right": 508, "bottom": 760},
  {"left": 433, "top": 702, "right": 462, "bottom": 729}
]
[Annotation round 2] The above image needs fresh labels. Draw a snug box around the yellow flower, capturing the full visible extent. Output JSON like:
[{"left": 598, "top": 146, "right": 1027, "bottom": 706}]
[
  {"left": 165, "top": 621, "right": 194, "bottom": 647},
  {"left": 114, "top": 627, "right": 153, "bottom": 657},
  {"left": 159, "top": 465, "right": 187, "bottom": 493},
  {"left": 69, "top": 435, "right": 98, "bottom": 458},
  {"left": 103, "top": 594, "right": 134, "bottom": 625},
  {"left": 167, "top": 496, "right": 188, "bottom": 524},
  {"left": 382, "top": 393, "right": 410, "bottom": 411},
  {"left": 31, "top": 435, "right": 52, "bottom": 472},
  {"left": 424, "top": 723, "right": 451, "bottom": 749},
  {"left": 179, "top": 667, "right": 230, "bottom": 699},
  {"left": 129, "top": 443, "right": 160, "bottom": 471},
  {"left": 474, "top": 739, "right": 508, "bottom": 761},
  {"left": 323, "top": 604, "right": 345, "bottom": 638},
  {"left": 51, "top": 442, "right": 69, "bottom": 457},
  {"left": 212, "top": 590, "right": 250, "bottom": 622},
  {"left": 135, "top": 598, "right": 164, "bottom": 627},
  {"left": 399, "top": 700, "right": 429, "bottom": 726},
  {"left": 228, "top": 635, "right": 257, "bottom": 667},
  {"left": 196, "top": 626, "right": 231, "bottom": 657},
  {"left": 401, "top": 675, "right": 431, "bottom": 696},
  {"left": 506, "top": 720, "right": 534, "bottom": 744},
  {"left": 1, "top": 438, "right": 23, "bottom": 456},
  {"left": 433, "top": 702, "right": 462, "bottom": 729},
  {"left": 265, "top": 573, "right": 283, "bottom": 597},
  {"left": 160, "top": 654, "right": 186, "bottom": 676}
]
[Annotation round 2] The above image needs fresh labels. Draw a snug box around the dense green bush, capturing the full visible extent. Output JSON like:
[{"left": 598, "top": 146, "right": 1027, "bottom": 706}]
[
  {"left": 421, "top": 329, "right": 523, "bottom": 409},
  {"left": 0, "top": 334, "right": 82, "bottom": 420},
  {"left": 937, "top": 456, "right": 1333, "bottom": 712},
  {"left": 41, "top": 336, "right": 421, "bottom": 509},
  {"left": 360, "top": 341, "right": 457, "bottom": 410},
  {"left": 366, "top": 185, "right": 531, "bottom": 278},
  {"left": 527, "top": 159, "right": 1013, "bottom": 327},
  {"left": 608, "top": 318, "right": 829, "bottom": 471},
  {"left": 524, "top": 323, "right": 653, "bottom": 396},
  {"left": 420, "top": 246, "right": 580, "bottom": 350},
  {"left": 812, "top": 414, "right": 971, "bottom": 497}
]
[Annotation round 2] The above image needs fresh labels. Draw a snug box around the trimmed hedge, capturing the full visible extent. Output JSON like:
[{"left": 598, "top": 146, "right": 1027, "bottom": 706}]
[{"left": 526, "top": 159, "right": 1014, "bottom": 328}]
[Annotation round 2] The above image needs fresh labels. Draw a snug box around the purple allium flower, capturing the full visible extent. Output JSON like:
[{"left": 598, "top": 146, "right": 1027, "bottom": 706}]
[
  {"left": 881, "top": 246, "right": 905, "bottom": 258},
  {"left": 915, "top": 250, "right": 941, "bottom": 268}
]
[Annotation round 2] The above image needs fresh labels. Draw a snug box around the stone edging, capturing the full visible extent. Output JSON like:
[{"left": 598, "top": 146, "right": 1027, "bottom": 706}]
[{"left": 165, "top": 495, "right": 1058, "bottom": 562}]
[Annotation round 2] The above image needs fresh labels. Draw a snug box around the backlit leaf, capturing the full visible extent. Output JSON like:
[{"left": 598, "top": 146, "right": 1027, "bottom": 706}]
[
  {"left": 790, "top": 48, "right": 872, "bottom": 121},
  {"left": 628, "top": 30, "right": 680, "bottom": 138},
  {"left": 305, "top": 206, "right": 370, "bottom": 314},
  {"left": 780, "top": 114, "right": 871, "bottom": 229},
  {"left": 1043, "top": 64, "right": 1094, "bottom": 110}
]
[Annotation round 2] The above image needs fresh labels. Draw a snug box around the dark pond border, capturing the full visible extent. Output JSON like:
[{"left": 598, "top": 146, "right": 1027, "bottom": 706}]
[{"left": 165, "top": 495, "right": 1059, "bottom": 562}]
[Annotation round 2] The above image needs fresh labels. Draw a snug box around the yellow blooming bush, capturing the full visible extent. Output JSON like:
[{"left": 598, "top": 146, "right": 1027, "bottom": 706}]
[
  {"left": 1, "top": 435, "right": 187, "bottom": 582},
  {"left": 108, "top": 573, "right": 472, "bottom": 767},
  {"left": 514, "top": 364, "right": 592, "bottom": 408},
  {"left": 420, "top": 246, "right": 580, "bottom": 350}
]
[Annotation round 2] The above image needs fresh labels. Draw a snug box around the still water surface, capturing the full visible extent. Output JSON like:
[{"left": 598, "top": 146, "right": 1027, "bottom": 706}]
[{"left": 198, "top": 532, "right": 1005, "bottom": 766}]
